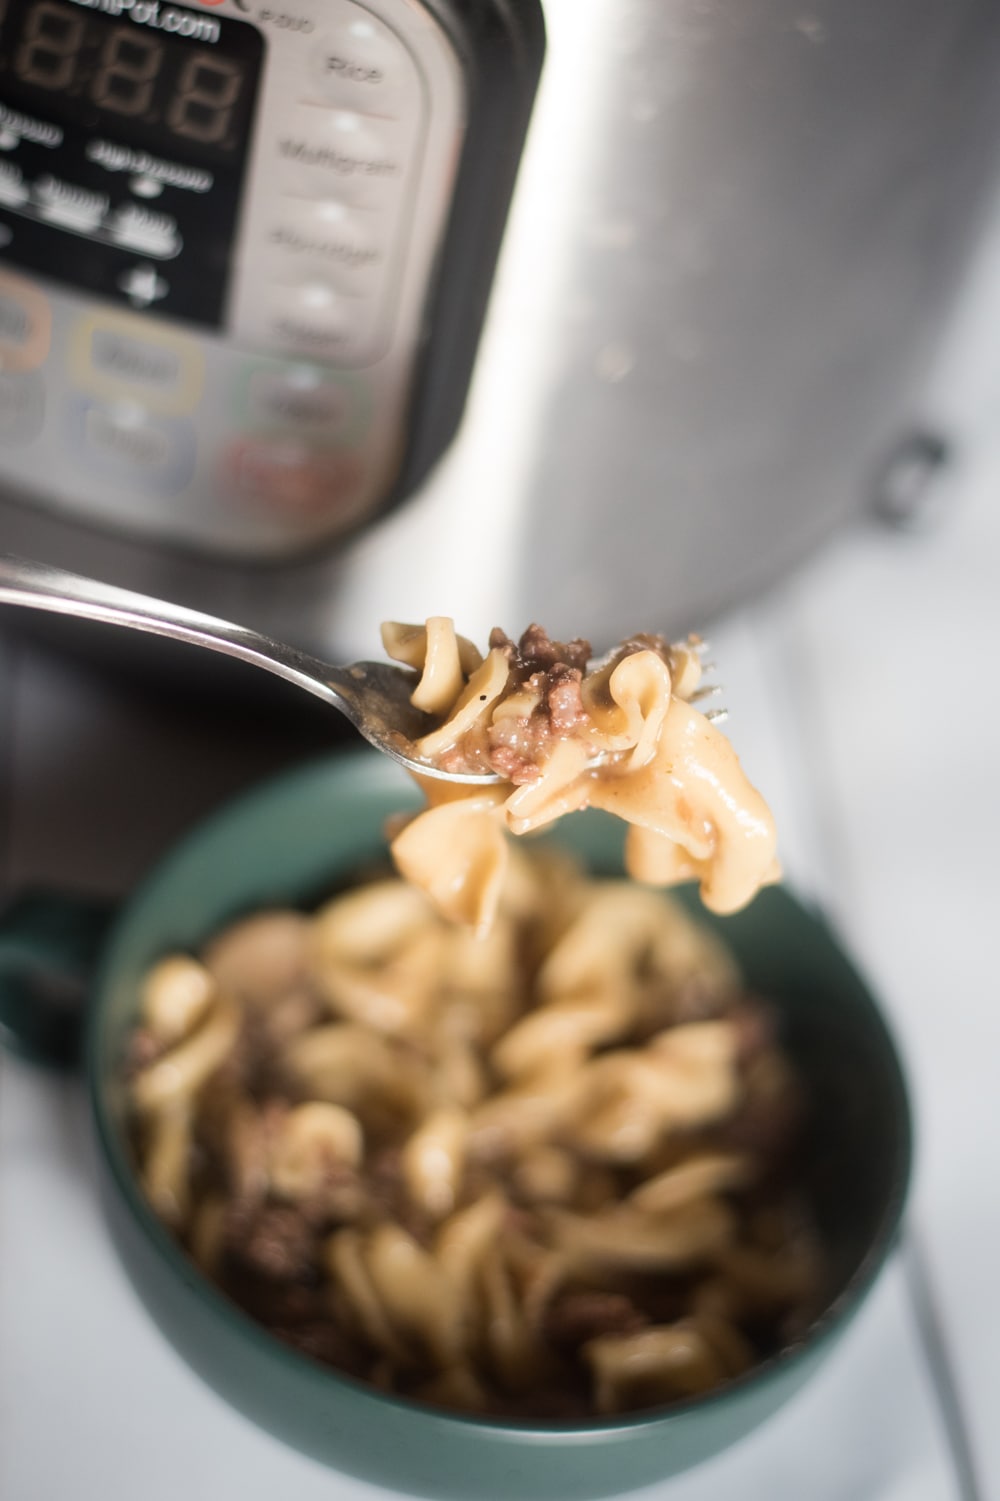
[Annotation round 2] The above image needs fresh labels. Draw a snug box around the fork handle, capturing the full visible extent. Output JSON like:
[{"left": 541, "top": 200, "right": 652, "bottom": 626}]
[{"left": 0, "top": 553, "right": 343, "bottom": 708}]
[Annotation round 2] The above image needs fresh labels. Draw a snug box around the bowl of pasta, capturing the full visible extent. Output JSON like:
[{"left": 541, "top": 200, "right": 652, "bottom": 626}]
[{"left": 46, "top": 733, "right": 909, "bottom": 1501}]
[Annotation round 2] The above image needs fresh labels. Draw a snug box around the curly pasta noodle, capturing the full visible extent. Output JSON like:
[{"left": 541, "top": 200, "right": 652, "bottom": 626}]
[
  {"left": 126, "top": 846, "right": 822, "bottom": 1419},
  {"left": 381, "top": 620, "right": 780, "bottom": 935}
]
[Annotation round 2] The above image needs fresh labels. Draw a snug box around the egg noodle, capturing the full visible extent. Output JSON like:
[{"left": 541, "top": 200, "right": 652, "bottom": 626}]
[
  {"left": 127, "top": 846, "right": 820, "bottom": 1419},
  {"left": 382, "top": 620, "right": 780, "bottom": 934}
]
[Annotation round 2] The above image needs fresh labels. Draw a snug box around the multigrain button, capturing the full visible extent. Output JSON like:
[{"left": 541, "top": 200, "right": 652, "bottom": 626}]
[{"left": 275, "top": 107, "right": 406, "bottom": 202}]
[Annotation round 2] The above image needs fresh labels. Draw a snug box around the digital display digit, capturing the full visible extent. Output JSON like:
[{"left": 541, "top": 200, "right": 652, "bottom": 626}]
[
  {"left": 0, "top": 0, "right": 263, "bottom": 166},
  {"left": 0, "top": 0, "right": 264, "bottom": 325}
]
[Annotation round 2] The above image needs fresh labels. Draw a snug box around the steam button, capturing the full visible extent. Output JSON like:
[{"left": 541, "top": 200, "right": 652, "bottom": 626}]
[{"left": 267, "top": 281, "right": 369, "bottom": 360}]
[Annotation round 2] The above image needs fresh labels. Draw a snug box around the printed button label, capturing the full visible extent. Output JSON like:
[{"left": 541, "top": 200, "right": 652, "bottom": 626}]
[
  {"left": 91, "top": 330, "right": 181, "bottom": 390},
  {"left": 71, "top": 396, "right": 196, "bottom": 495},
  {"left": 225, "top": 437, "right": 367, "bottom": 528},
  {"left": 107, "top": 204, "right": 182, "bottom": 260},
  {"left": 35, "top": 176, "right": 108, "bottom": 232},
  {"left": 275, "top": 108, "right": 407, "bottom": 205},
  {"left": 70, "top": 310, "right": 202, "bottom": 414},
  {"left": 269, "top": 211, "right": 381, "bottom": 272},
  {"left": 247, "top": 366, "right": 354, "bottom": 430},
  {"left": 308, "top": 9, "right": 418, "bottom": 104}
]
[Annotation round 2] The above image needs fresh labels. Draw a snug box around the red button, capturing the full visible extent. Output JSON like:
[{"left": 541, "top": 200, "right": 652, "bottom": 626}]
[{"left": 224, "top": 439, "right": 367, "bottom": 525}]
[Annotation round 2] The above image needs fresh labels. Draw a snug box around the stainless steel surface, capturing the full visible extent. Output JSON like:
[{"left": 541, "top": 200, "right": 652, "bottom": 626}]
[
  {"left": 5, "top": 0, "right": 1000, "bottom": 658},
  {"left": 0, "top": 555, "right": 498, "bottom": 783},
  {"left": 0, "top": 0, "right": 470, "bottom": 556}
]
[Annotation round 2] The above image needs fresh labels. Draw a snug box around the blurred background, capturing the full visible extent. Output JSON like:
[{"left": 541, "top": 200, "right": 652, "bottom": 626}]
[{"left": 1, "top": 1, "right": 999, "bottom": 1496}]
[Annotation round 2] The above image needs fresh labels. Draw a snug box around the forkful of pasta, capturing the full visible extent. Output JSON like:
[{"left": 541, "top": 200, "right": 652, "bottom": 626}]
[
  {"left": 381, "top": 618, "right": 780, "bottom": 930},
  {"left": 0, "top": 555, "right": 779, "bottom": 927}
]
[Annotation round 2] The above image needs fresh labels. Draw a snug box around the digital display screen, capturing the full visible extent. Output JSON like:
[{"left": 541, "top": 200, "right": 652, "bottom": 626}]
[
  {"left": 0, "top": 0, "right": 264, "bottom": 325},
  {"left": 0, "top": 0, "right": 262, "bottom": 167}
]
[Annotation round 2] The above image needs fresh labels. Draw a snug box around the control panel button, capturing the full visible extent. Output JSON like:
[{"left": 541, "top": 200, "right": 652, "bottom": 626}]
[
  {"left": 91, "top": 329, "right": 181, "bottom": 391},
  {"left": 71, "top": 397, "right": 196, "bottom": 495},
  {"left": 0, "top": 268, "right": 51, "bottom": 371},
  {"left": 225, "top": 437, "right": 366, "bottom": 528},
  {"left": 308, "top": 10, "right": 416, "bottom": 104},
  {"left": 0, "top": 370, "right": 43, "bottom": 445},
  {"left": 70, "top": 312, "right": 203, "bottom": 415},
  {"left": 275, "top": 106, "right": 407, "bottom": 204},
  {"left": 245, "top": 364, "right": 358, "bottom": 432},
  {"left": 266, "top": 198, "right": 383, "bottom": 282},
  {"left": 87, "top": 404, "right": 171, "bottom": 470},
  {"left": 265, "top": 278, "right": 372, "bottom": 362}
]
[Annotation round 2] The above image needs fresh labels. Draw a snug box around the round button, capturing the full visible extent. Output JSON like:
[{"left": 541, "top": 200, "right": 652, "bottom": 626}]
[
  {"left": 310, "top": 107, "right": 401, "bottom": 163},
  {"left": 225, "top": 437, "right": 367, "bottom": 527},
  {"left": 266, "top": 199, "right": 383, "bottom": 281},
  {"left": 267, "top": 280, "right": 365, "bottom": 361},
  {"left": 277, "top": 106, "right": 408, "bottom": 206},
  {"left": 73, "top": 396, "right": 196, "bottom": 495},
  {"left": 247, "top": 365, "right": 356, "bottom": 432},
  {"left": 308, "top": 10, "right": 417, "bottom": 107}
]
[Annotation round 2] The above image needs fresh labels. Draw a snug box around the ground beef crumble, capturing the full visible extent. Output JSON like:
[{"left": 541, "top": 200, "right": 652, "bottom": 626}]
[
  {"left": 228, "top": 1201, "right": 319, "bottom": 1282},
  {"left": 483, "top": 626, "right": 593, "bottom": 783},
  {"left": 545, "top": 1291, "right": 649, "bottom": 1351},
  {"left": 489, "top": 624, "right": 592, "bottom": 677}
]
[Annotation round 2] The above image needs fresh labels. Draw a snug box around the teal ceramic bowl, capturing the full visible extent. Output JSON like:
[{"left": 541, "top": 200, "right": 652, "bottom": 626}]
[{"left": 3, "top": 752, "right": 912, "bottom": 1499}]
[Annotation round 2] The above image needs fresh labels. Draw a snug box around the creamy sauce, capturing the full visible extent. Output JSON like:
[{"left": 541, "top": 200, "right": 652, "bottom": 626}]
[{"left": 383, "top": 621, "right": 779, "bottom": 934}]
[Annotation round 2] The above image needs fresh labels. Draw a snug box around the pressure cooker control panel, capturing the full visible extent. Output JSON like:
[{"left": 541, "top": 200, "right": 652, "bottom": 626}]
[{"left": 0, "top": 0, "right": 467, "bottom": 555}]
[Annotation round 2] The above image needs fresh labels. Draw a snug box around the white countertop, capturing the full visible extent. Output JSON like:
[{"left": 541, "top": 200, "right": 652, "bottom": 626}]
[{"left": 2, "top": 434, "right": 998, "bottom": 1498}]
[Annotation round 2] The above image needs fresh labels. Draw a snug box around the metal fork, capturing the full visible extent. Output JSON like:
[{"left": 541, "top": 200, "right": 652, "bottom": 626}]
[{"left": 0, "top": 554, "right": 501, "bottom": 785}]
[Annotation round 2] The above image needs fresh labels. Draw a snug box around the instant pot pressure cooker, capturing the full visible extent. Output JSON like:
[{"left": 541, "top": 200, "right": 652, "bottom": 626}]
[{"left": 2, "top": 0, "right": 1000, "bottom": 654}]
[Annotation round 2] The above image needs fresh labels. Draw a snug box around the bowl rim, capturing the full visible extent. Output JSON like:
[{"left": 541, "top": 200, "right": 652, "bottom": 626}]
[{"left": 86, "top": 749, "right": 913, "bottom": 1440}]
